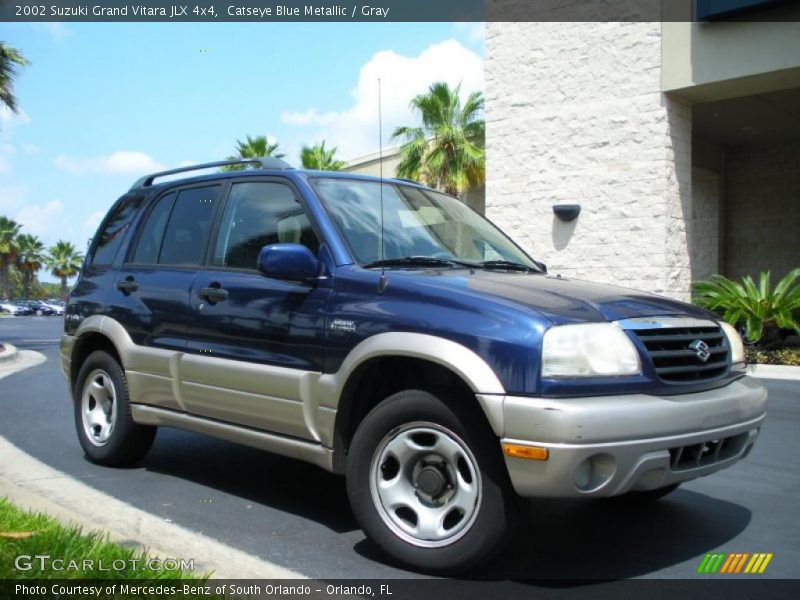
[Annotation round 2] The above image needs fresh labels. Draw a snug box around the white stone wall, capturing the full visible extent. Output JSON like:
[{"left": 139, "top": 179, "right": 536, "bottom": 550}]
[
  {"left": 485, "top": 22, "right": 694, "bottom": 300},
  {"left": 724, "top": 142, "right": 800, "bottom": 281},
  {"left": 688, "top": 167, "right": 722, "bottom": 282}
]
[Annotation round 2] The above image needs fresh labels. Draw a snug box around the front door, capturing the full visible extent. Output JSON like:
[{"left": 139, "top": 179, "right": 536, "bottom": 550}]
[{"left": 181, "top": 179, "right": 331, "bottom": 439}]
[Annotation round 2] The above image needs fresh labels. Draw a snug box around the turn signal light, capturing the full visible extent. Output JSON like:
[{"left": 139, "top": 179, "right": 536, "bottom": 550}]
[{"left": 502, "top": 443, "right": 549, "bottom": 461}]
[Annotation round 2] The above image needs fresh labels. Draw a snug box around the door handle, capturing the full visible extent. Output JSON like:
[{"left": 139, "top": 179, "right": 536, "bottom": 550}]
[
  {"left": 198, "top": 286, "right": 228, "bottom": 303},
  {"left": 116, "top": 278, "right": 139, "bottom": 294}
]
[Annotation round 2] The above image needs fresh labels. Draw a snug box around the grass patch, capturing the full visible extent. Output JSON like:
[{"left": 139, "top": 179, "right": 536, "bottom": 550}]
[{"left": 0, "top": 497, "right": 205, "bottom": 580}]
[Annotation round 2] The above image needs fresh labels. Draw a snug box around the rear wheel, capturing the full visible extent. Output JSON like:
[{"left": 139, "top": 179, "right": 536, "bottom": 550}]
[
  {"left": 74, "top": 350, "right": 156, "bottom": 466},
  {"left": 346, "top": 389, "right": 525, "bottom": 573}
]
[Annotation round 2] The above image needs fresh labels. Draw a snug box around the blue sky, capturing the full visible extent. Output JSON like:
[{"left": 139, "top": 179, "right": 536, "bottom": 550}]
[{"left": 1, "top": 22, "right": 484, "bottom": 282}]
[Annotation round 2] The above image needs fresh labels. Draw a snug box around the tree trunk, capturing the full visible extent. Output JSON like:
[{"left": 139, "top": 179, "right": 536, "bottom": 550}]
[
  {"left": 60, "top": 276, "right": 68, "bottom": 301},
  {"left": 0, "top": 262, "right": 9, "bottom": 300},
  {"left": 22, "top": 271, "right": 30, "bottom": 299}
]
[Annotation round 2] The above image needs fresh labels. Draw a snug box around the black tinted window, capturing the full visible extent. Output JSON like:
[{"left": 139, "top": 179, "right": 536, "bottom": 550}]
[
  {"left": 129, "top": 192, "right": 176, "bottom": 264},
  {"left": 158, "top": 186, "right": 220, "bottom": 265},
  {"left": 91, "top": 194, "right": 145, "bottom": 265},
  {"left": 212, "top": 182, "right": 319, "bottom": 270}
]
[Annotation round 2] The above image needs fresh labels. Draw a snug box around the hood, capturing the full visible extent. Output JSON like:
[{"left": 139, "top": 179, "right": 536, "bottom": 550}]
[{"left": 387, "top": 269, "right": 712, "bottom": 325}]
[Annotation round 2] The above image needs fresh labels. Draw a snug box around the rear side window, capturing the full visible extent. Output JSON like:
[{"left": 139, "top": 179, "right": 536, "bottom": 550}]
[
  {"left": 91, "top": 194, "right": 145, "bottom": 265},
  {"left": 129, "top": 185, "right": 221, "bottom": 266},
  {"left": 130, "top": 192, "right": 176, "bottom": 264}
]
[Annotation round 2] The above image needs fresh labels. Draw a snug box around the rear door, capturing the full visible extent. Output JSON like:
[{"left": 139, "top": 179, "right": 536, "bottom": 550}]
[
  {"left": 107, "top": 183, "right": 225, "bottom": 410},
  {"left": 181, "top": 178, "right": 331, "bottom": 438}
]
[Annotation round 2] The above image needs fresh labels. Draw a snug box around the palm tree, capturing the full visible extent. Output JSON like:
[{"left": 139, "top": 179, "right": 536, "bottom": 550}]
[
  {"left": 0, "top": 42, "right": 29, "bottom": 114},
  {"left": 694, "top": 269, "right": 800, "bottom": 346},
  {"left": 392, "top": 82, "right": 485, "bottom": 197},
  {"left": 46, "top": 240, "right": 84, "bottom": 300},
  {"left": 222, "top": 135, "right": 285, "bottom": 171},
  {"left": 0, "top": 216, "right": 21, "bottom": 300},
  {"left": 300, "top": 141, "right": 346, "bottom": 171},
  {"left": 15, "top": 233, "right": 45, "bottom": 298}
]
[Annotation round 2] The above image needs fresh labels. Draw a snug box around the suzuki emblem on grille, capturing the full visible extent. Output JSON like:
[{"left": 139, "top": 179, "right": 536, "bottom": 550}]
[{"left": 688, "top": 339, "right": 711, "bottom": 362}]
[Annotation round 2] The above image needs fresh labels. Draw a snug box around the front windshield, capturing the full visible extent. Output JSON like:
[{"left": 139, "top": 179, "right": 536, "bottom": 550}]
[{"left": 313, "top": 178, "right": 538, "bottom": 269}]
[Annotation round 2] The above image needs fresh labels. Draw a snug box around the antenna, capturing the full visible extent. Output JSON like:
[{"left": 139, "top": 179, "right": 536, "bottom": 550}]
[{"left": 377, "top": 77, "right": 388, "bottom": 293}]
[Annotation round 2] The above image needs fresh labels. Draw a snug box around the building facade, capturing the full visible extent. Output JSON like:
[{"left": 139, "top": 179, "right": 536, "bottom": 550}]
[{"left": 486, "top": 7, "right": 800, "bottom": 300}]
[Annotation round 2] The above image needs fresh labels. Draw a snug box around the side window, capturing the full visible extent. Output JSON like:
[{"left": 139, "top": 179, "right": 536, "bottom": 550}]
[
  {"left": 124, "top": 185, "right": 220, "bottom": 266},
  {"left": 212, "top": 182, "right": 319, "bottom": 270},
  {"left": 91, "top": 194, "right": 145, "bottom": 265},
  {"left": 129, "top": 192, "right": 176, "bottom": 264},
  {"left": 158, "top": 186, "right": 220, "bottom": 265}
]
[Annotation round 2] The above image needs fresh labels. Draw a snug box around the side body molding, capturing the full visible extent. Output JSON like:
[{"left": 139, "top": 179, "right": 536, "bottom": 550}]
[{"left": 66, "top": 320, "right": 509, "bottom": 470}]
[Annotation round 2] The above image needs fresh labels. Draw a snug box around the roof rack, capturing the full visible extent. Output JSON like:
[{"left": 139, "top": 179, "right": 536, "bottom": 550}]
[{"left": 130, "top": 157, "right": 292, "bottom": 190}]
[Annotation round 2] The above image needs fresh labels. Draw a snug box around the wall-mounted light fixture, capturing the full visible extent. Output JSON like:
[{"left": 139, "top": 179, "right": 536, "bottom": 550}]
[{"left": 553, "top": 204, "right": 581, "bottom": 222}]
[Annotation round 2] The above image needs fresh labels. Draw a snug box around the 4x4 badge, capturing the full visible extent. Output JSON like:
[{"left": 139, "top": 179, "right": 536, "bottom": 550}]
[
  {"left": 688, "top": 339, "right": 711, "bottom": 362},
  {"left": 330, "top": 319, "right": 357, "bottom": 333}
]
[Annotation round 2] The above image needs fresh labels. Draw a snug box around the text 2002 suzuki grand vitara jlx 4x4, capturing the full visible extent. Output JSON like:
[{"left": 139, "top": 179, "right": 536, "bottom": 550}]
[{"left": 61, "top": 158, "right": 767, "bottom": 572}]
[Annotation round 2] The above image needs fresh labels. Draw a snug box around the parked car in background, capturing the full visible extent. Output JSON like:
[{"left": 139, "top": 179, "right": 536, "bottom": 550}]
[
  {"left": 24, "top": 300, "right": 58, "bottom": 316},
  {"left": 0, "top": 302, "right": 33, "bottom": 316},
  {"left": 34, "top": 299, "right": 65, "bottom": 315}
]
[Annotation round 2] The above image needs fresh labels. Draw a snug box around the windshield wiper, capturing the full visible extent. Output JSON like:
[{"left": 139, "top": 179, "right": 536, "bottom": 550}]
[
  {"left": 362, "top": 256, "right": 461, "bottom": 269},
  {"left": 478, "top": 260, "right": 539, "bottom": 273}
]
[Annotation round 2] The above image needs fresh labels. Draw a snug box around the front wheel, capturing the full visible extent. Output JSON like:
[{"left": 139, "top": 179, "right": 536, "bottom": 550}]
[{"left": 346, "top": 389, "right": 525, "bottom": 574}]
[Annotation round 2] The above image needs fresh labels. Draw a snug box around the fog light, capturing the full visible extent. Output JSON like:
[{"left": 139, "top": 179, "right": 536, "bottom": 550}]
[
  {"left": 502, "top": 443, "right": 549, "bottom": 461},
  {"left": 574, "top": 453, "right": 616, "bottom": 492}
]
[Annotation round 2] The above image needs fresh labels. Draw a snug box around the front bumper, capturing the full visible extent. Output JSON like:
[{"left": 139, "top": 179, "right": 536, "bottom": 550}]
[{"left": 498, "top": 376, "right": 767, "bottom": 497}]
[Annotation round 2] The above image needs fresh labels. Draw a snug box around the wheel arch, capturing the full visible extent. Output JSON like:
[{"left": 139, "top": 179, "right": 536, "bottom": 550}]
[
  {"left": 324, "top": 333, "right": 507, "bottom": 473},
  {"left": 68, "top": 316, "right": 133, "bottom": 394}
]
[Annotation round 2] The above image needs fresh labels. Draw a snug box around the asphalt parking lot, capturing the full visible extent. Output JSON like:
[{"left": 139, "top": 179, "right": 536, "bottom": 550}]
[{"left": 0, "top": 317, "right": 798, "bottom": 585}]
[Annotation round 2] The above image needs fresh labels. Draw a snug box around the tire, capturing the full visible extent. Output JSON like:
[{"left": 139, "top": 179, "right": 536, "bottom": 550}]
[
  {"left": 73, "top": 350, "right": 156, "bottom": 466},
  {"left": 346, "top": 389, "right": 525, "bottom": 574},
  {"left": 620, "top": 483, "right": 681, "bottom": 503}
]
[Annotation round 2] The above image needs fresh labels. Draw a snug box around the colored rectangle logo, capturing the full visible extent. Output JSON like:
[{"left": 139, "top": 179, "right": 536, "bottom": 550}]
[{"left": 697, "top": 552, "right": 773, "bottom": 574}]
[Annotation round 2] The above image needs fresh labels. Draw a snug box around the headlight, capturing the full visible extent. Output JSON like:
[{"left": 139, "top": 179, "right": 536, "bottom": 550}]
[
  {"left": 719, "top": 321, "right": 745, "bottom": 364},
  {"left": 542, "top": 323, "right": 641, "bottom": 378}
]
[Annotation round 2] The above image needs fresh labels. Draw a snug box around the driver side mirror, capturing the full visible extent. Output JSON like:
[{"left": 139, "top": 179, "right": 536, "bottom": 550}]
[{"left": 257, "top": 243, "right": 320, "bottom": 282}]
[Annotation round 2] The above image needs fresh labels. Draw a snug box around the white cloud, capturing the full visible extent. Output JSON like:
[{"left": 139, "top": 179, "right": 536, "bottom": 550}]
[
  {"left": 15, "top": 199, "right": 65, "bottom": 238},
  {"left": 83, "top": 209, "right": 106, "bottom": 235},
  {"left": 54, "top": 151, "right": 166, "bottom": 175},
  {"left": 0, "top": 185, "right": 28, "bottom": 213},
  {"left": 455, "top": 22, "right": 485, "bottom": 46},
  {"left": 0, "top": 105, "right": 31, "bottom": 130},
  {"left": 280, "top": 39, "right": 484, "bottom": 160},
  {"left": 0, "top": 106, "right": 32, "bottom": 174},
  {"left": 21, "top": 143, "right": 40, "bottom": 155},
  {"left": 33, "top": 22, "right": 73, "bottom": 43},
  {"left": 0, "top": 144, "right": 15, "bottom": 174}
]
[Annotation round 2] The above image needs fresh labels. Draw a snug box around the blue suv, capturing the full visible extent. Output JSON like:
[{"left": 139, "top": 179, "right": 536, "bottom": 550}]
[{"left": 61, "top": 158, "right": 767, "bottom": 572}]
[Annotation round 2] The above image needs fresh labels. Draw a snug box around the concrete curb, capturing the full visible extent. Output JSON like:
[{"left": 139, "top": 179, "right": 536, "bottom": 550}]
[
  {"left": 0, "top": 348, "right": 46, "bottom": 380},
  {"left": 748, "top": 363, "right": 800, "bottom": 382},
  {"left": 0, "top": 342, "right": 18, "bottom": 365},
  {"left": 0, "top": 436, "right": 303, "bottom": 579}
]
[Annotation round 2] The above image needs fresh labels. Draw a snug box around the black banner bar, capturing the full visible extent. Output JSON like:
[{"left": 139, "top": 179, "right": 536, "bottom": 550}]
[
  {"left": 2, "top": 579, "right": 800, "bottom": 600},
  {"left": 1, "top": 0, "right": 799, "bottom": 22}
]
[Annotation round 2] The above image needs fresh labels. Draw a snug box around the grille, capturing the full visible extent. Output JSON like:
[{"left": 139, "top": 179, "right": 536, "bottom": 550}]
[
  {"left": 669, "top": 433, "right": 749, "bottom": 471},
  {"left": 631, "top": 325, "right": 729, "bottom": 383}
]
